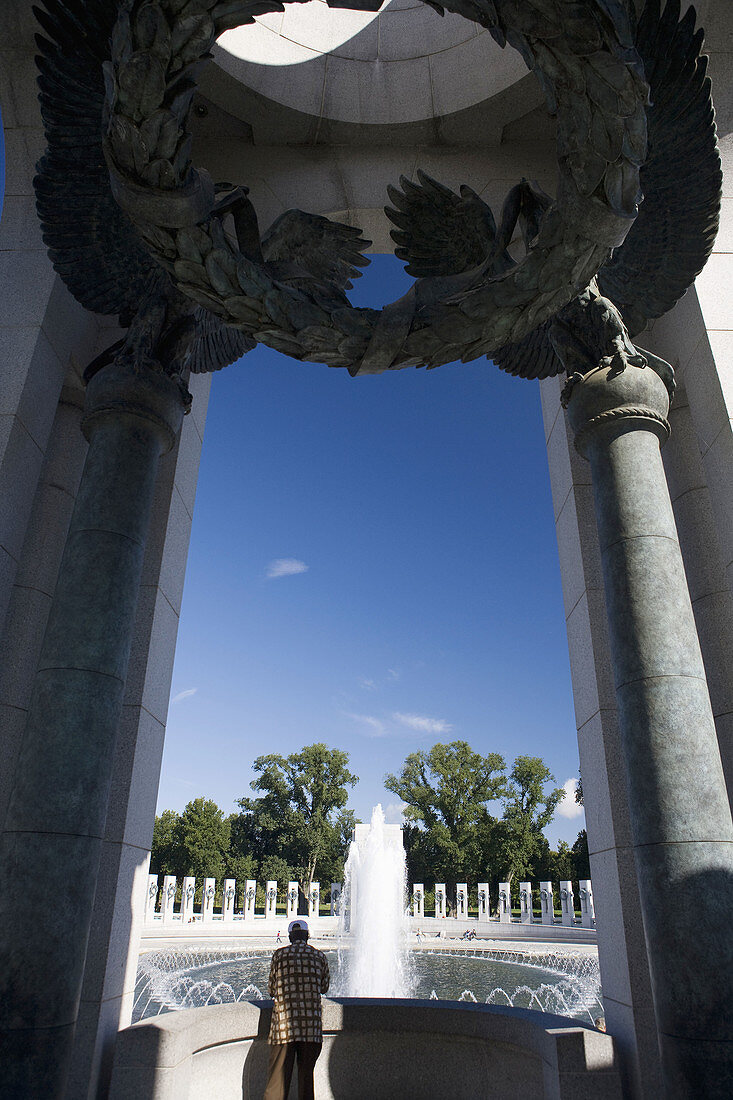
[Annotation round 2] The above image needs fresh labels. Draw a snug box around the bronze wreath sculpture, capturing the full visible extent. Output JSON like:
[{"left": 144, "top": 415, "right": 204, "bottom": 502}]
[{"left": 35, "top": 0, "right": 720, "bottom": 381}]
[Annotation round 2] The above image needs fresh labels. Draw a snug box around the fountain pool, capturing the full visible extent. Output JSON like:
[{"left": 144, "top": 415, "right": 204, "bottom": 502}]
[{"left": 132, "top": 945, "right": 603, "bottom": 1025}]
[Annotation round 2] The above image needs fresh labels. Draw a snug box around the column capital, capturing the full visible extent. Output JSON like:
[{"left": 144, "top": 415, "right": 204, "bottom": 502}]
[
  {"left": 565, "top": 363, "right": 671, "bottom": 458},
  {"left": 82, "top": 361, "right": 190, "bottom": 455}
]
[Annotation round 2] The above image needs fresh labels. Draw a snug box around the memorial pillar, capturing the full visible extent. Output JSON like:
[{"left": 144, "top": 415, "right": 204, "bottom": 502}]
[
  {"left": 202, "top": 878, "right": 216, "bottom": 923},
  {"left": 161, "top": 876, "right": 177, "bottom": 925},
  {"left": 266, "top": 881, "right": 278, "bottom": 920},
  {"left": 560, "top": 880, "right": 576, "bottom": 926},
  {"left": 181, "top": 877, "right": 196, "bottom": 924},
  {"left": 540, "top": 881, "right": 554, "bottom": 925},
  {"left": 223, "top": 879, "right": 236, "bottom": 922},
  {"left": 330, "top": 883, "right": 341, "bottom": 916},
  {"left": 566, "top": 362, "right": 733, "bottom": 1098},
  {"left": 579, "top": 880, "right": 595, "bottom": 929},
  {"left": 286, "top": 882, "right": 298, "bottom": 920},
  {"left": 498, "top": 882, "right": 511, "bottom": 923},
  {"left": 308, "top": 882, "right": 320, "bottom": 919},
  {"left": 244, "top": 879, "right": 256, "bottom": 920},
  {"left": 0, "top": 359, "right": 188, "bottom": 1099},
  {"left": 144, "top": 875, "right": 158, "bottom": 924},
  {"left": 477, "top": 883, "right": 489, "bottom": 922},
  {"left": 519, "top": 882, "right": 533, "bottom": 924}
]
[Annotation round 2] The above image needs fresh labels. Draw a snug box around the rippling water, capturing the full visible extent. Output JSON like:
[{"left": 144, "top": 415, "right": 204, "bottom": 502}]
[{"left": 133, "top": 946, "right": 603, "bottom": 1025}]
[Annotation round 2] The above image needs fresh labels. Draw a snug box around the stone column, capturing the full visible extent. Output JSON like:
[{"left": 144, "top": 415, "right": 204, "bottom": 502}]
[
  {"left": 434, "top": 883, "right": 446, "bottom": 919},
  {"left": 144, "top": 875, "right": 158, "bottom": 924},
  {"left": 330, "top": 883, "right": 341, "bottom": 916},
  {"left": 520, "top": 882, "right": 533, "bottom": 924},
  {"left": 223, "top": 879, "right": 236, "bottom": 922},
  {"left": 0, "top": 360, "right": 187, "bottom": 1099},
  {"left": 498, "top": 882, "right": 511, "bottom": 923},
  {"left": 455, "top": 883, "right": 467, "bottom": 919},
  {"left": 286, "top": 881, "right": 298, "bottom": 920},
  {"left": 477, "top": 883, "right": 489, "bottom": 921},
  {"left": 412, "top": 884, "right": 424, "bottom": 919},
  {"left": 244, "top": 879, "right": 256, "bottom": 920},
  {"left": 309, "top": 882, "right": 320, "bottom": 919},
  {"left": 202, "top": 878, "right": 216, "bottom": 923},
  {"left": 579, "top": 880, "right": 595, "bottom": 928},
  {"left": 560, "top": 881, "right": 576, "bottom": 926},
  {"left": 540, "top": 881, "right": 554, "bottom": 925},
  {"left": 265, "top": 881, "right": 278, "bottom": 920},
  {"left": 566, "top": 362, "right": 733, "bottom": 1098},
  {"left": 161, "top": 876, "right": 177, "bottom": 925},
  {"left": 181, "top": 877, "right": 196, "bottom": 924}
]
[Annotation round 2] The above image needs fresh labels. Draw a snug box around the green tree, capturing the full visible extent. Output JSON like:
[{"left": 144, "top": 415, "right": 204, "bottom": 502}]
[
  {"left": 495, "top": 756, "right": 564, "bottom": 882},
  {"left": 571, "top": 828, "right": 591, "bottom": 880},
  {"left": 150, "top": 809, "right": 181, "bottom": 875},
  {"left": 176, "top": 797, "right": 230, "bottom": 882},
  {"left": 385, "top": 741, "right": 506, "bottom": 891},
  {"left": 233, "top": 743, "right": 358, "bottom": 897}
]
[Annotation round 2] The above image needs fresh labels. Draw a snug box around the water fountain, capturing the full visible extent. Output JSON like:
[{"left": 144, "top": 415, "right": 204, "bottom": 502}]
[{"left": 339, "top": 804, "right": 412, "bottom": 997}]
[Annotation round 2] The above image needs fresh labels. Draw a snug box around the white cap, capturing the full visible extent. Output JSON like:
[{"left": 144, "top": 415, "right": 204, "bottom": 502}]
[{"left": 288, "top": 919, "right": 309, "bottom": 934}]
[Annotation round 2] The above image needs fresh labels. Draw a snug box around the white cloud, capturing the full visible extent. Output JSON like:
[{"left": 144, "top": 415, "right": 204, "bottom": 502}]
[
  {"left": 387, "top": 668, "right": 400, "bottom": 681},
  {"left": 171, "top": 688, "right": 197, "bottom": 704},
  {"left": 266, "top": 558, "right": 309, "bottom": 579},
  {"left": 392, "top": 712, "right": 453, "bottom": 734},
  {"left": 557, "top": 777, "right": 585, "bottom": 820},
  {"left": 344, "top": 712, "right": 386, "bottom": 737},
  {"left": 359, "top": 677, "right": 377, "bottom": 690},
  {"left": 383, "top": 801, "right": 407, "bottom": 824}
]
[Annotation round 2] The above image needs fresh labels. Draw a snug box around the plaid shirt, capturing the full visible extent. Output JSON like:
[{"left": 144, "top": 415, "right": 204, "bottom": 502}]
[{"left": 268, "top": 941, "right": 330, "bottom": 1044}]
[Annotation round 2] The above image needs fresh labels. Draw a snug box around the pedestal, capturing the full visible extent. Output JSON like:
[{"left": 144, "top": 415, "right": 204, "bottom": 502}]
[{"left": 567, "top": 362, "right": 733, "bottom": 1097}]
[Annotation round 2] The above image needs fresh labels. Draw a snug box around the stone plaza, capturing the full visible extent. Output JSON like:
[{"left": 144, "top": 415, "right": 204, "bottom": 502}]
[{"left": 1, "top": 0, "right": 733, "bottom": 1097}]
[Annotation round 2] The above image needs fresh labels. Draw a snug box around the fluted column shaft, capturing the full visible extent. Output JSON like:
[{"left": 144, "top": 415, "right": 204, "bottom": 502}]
[
  {"left": 0, "top": 361, "right": 188, "bottom": 1100},
  {"left": 567, "top": 363, "right": 733, "bottom": 1098}
]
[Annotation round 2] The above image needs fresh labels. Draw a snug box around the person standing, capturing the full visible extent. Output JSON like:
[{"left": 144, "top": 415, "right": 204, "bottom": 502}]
[{"left": 264, "top": 919, "right": 330, "bottom": 1100}]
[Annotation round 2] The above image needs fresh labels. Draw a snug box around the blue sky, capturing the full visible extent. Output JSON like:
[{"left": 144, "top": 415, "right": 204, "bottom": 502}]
[{"left": 159, "top": 255, "right": 585, "bottom": 848}]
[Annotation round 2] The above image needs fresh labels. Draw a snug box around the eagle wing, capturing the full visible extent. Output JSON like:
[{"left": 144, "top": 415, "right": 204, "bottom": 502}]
[
  {"left": 261, "top": 210, "right": 371, "bottom": 291},
  {"left": 596, "top": 0, "right": 722, "bottom": 335},
  {"left": 385, "top": 171, "right": 500, "bottom": 279},
  {"left": 33, "top": 0, "right": 159, "bottom": 324},
  {"left": 188, "top": 307, "right": 256, "bottom": 374}
]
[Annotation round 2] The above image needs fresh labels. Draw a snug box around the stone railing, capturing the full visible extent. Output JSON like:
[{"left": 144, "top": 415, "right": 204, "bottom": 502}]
[{"left": 144, "top": 876, "right": 595, "bottom": 929}]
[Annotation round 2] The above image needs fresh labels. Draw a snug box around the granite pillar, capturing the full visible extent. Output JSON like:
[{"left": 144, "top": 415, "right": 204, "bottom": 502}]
[
  {"left": 0, "top": 360, "right": 187, "bottom": 1099},
  {"left": 567, "top": 361, "right": 733, "bottom": 1098}
]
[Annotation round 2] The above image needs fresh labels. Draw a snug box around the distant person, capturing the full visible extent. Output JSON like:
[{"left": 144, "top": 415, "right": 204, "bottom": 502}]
[
  {"left": 594, "top": 1016, "right": 607, "bottom": 1032},
  {"left": 276, "top": 930, "right": 282, "bottom": 944},
  {"left": 264, "top": 919, "right": 330, "bottom": 1100}
]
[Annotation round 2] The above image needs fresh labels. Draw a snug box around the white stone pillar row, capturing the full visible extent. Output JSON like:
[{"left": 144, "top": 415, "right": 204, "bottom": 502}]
[
  {"left": 540, "top": 881, "right": 554, "bottom": 926},
  {"left": 202, "top": 878, "right": 216, "bottom": 923},
  {"left": 244, "top": 880, "right": 256, "bottom": 920},
  {"left": 144, "top": 875, "right": 158, "bottom": 924},
  {"left": 181, "top": 877, "right": 196, "bottom": 924},
  {"left": 265, "top": 882, "right": 277, "bottom": 920},
  {"left": 434, "top": 884, "right": 446, "bottom": 919},
  {"left": 309, "top": 882, "right": 320, "bottom": 919},
  {"left": 455, "top": 884, "right": 467, "bottom": 919},
  {"left": 412, "top": 884, "right": 424, "bottom": 919},
  {"left": 223, "top": 879, "right": 236, "bottom": 922},
  {"left": 161, "top": 876, "right": 177, "bottom": 925},
  {"left": 330, "top": 883, "right": 341, "bottom": 916},
  {"left": 498, "top": 882, "right": 511, "bottom": 923},
  {"left": 567, "top": 362, "right": 733, "bottom": 1098},
  {"left": 286, "top": 882, "right": 298, "bottom": 920},
  {"left": 0, "top": 360, "right": 188, "bottom": 1098},
  {"left": 579, "top": 881, "right": 595, "bottom": 929},
  {"left": 560, "top": 881, "right": 576, "bottom": 927},
  {"left": 477, "top": 883, "right": 489, "bottom": 921},
  {"left": 520, "top": 882, "right": 533, "bottom": 924}
]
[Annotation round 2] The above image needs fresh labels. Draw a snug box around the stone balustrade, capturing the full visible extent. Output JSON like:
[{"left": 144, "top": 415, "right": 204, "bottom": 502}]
[{"left": 142, "top": 876, "right": 594, "bottom": 927}]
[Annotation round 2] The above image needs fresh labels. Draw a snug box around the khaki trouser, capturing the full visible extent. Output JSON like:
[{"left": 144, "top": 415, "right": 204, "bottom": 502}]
[{"left": 263, "top": 1041, "right": 322, "bottom": 1100}]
